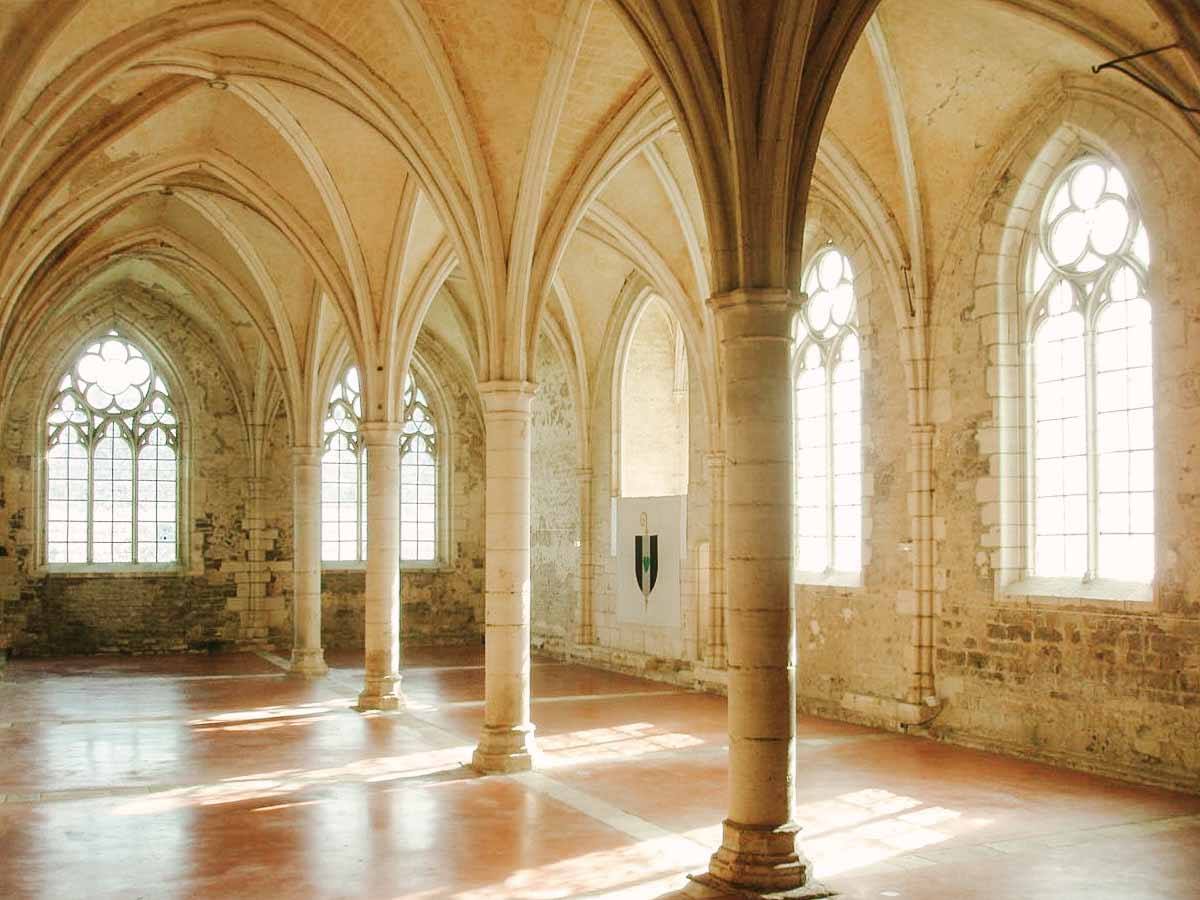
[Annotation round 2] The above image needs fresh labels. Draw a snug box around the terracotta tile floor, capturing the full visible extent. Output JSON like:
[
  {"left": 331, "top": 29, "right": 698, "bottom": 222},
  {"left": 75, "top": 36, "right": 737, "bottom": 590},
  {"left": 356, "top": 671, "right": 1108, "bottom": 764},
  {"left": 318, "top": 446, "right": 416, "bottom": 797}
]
[{"left": 2, "top": 649, "right": 1198, "bottom": 899}]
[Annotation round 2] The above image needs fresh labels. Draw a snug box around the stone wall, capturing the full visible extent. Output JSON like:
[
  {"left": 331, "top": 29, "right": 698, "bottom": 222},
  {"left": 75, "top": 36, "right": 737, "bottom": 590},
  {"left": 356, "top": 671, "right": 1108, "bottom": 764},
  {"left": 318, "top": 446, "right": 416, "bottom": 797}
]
[
  {"left": 0, "top": 288, "right": 248, "bottom": 655},
  {"left": 530, "top": 332, "right": 581, "bottom": 653},
  {"left": 0, "top": 296, "right": 487, "bottom": 657},
  {"left": 576, "top": 286, "right": 714, "bottom": 679},
  {"left": 312, "top": 340, "right": 486, "bottom": 650},
  {"left": 791, "top": 200, "right": 915, "bottom": 717},
  {"left": 925, "top": 91, "right": 1200, "bottom": 790}
]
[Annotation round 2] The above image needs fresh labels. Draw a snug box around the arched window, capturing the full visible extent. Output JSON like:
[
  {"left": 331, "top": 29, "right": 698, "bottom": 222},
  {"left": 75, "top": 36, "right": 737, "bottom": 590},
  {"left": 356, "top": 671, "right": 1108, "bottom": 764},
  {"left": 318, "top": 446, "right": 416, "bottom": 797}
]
[
  {"left": 400, "top": 374, "right": 437, "bottom": 562},
  {"left": 794, "top": 247, "right": 861, "bottom": 577},
  {"left": 320, "top": 367, "right": 439, "bottom": 563},
  {"left": 1026, "top": 156, "right": 1153, "bottom": 582},
  {"left": 321, "top": 366, "right": 366, "bottom": 562},
  {"left": 45, "top": 331, "right": 179, "bottom": 565}
]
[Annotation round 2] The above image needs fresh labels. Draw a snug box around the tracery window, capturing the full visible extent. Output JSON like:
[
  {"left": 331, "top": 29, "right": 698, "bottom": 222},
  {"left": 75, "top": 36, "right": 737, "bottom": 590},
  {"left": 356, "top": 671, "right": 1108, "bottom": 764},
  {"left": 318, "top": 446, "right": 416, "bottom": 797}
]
[
  {"left": 400, "top": 374, "right": 437, "bottom": 562},
  {"left": 46, "top": 331, "right": 179, "bottom": 565},
  {"left": 794, "top": 247, "right": 862, "bottom": 576},
  {"left": 1025, "top": 156, "right": 1153, "bottom": 582},
  {"left": 320, "top": 367, "right": 438, "bottom": 563},
  {"left": 321, "top": 366, "right": 366, "bottom": 562}
]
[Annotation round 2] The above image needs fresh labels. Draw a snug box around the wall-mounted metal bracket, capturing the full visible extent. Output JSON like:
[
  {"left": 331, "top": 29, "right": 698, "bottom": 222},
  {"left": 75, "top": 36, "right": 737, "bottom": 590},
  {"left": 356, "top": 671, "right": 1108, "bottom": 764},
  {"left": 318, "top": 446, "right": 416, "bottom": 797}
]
[{"left": 1091, "top": 43, "right": 1200, "bottom": 114}]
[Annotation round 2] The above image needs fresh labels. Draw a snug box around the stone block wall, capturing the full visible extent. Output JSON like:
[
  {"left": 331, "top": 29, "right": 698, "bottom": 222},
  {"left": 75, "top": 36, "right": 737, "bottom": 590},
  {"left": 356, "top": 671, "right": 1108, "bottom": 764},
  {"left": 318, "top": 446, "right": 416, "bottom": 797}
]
[
  {"left": 925, "top": 90, "right": 1200, "bottom": 790},
  {"left": 0, "top": 295, "right": 487, "bottom": 657},
  {"left": 0, "top": 289, "right": 248, "bottom": 655},
  {"left": 311, "top": 341, "right": 486, "bottom": 651},
  {"left": 791, "top": 200, "right": 915, "bottom": 716},
  {"left": 531, "top": 332, "right": 581, "bottom": 654}
]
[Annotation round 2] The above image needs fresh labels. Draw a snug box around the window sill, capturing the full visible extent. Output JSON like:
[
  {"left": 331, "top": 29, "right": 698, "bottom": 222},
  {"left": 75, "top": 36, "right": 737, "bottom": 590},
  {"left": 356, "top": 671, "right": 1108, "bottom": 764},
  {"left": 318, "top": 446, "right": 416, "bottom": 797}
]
[
  {"left": 42, "top": 564, "right": 185, "bottom": 578},
  {"left": 794, "top": 571, "right": 863, "bottom": 590},
  {"left": 321, "top": 561, "right": 450, "bottom": 574},
  {"left": 998, "top": 576, "right": 1153, "bottom": 609}
]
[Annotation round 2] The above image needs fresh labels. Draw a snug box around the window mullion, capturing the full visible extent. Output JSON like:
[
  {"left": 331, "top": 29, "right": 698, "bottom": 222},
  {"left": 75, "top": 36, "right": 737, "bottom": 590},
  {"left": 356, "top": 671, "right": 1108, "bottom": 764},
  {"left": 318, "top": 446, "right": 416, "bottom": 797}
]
[
  {"left": 1084, "top": 317, "right": 1099, "bottom": 581},
  {"left": 825, "top": 365, "right": 835, "bottom": 573},
  {"left": 132, "top": 432, "right": 140, "bottom": 564},
  {"left": 86, "top": 434, "right": 95, "bottom": 564}
]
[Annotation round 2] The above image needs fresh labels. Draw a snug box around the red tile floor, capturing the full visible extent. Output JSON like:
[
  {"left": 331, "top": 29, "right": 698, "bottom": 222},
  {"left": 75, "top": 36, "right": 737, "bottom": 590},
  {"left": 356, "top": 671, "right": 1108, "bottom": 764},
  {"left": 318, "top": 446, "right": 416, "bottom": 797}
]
[{"left": 1, "top": 647, "right": 1198, "bottom": 899}]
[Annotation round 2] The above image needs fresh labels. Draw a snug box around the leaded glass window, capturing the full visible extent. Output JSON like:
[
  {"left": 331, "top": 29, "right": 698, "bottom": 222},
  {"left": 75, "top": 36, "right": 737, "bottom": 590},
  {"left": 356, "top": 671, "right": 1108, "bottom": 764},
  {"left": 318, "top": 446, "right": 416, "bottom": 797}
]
[
  {"left": 1026, "top": 156, "right": 1154, "bottom": 582},
  {"left": 794, "top": 247, "right": 862, "bottom": 576},
  {"left": 321, "top": 366, "right": 366, "bottom": 562},
  {"left": 46, "top": 332, "right": 179, "bottom": 564},
  {"left": 400, "top": 374, "right": 437, "bottom": 562},
  {"left": 320, "top": 367, "right": 438, "bottom": 563}
]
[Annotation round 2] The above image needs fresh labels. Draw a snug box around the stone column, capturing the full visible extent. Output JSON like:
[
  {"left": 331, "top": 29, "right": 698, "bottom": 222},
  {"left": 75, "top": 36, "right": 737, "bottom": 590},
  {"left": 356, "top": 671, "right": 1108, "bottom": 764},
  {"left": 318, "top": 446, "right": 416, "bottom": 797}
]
[
  {"left": 705, "top": 450, "right": 727, "bottom": 668},
  {"left": 472, "top": 382, "right": 538, "bottom": 773},
  {"left": 908, "top": 424, "right": 936, "bottom": 703},
  {"left": 705, "top": 289, "right": 811, "bottom": 893},
  {"left": 357, "top": 423, "right": 404, "bottom": 711},
  {"left": 574, "top": 466, "right": 594, "bottom": 647},
  {"left": 289, "top": 446, "right": 328, "bottom": 676}
]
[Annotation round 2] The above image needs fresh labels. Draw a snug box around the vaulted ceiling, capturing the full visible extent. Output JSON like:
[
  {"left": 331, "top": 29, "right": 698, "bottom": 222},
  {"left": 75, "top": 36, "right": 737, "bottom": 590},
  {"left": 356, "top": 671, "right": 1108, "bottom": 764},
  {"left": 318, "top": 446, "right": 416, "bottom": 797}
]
[{"left": 0, "top": 0, "right": 1194, "bottom": 443}]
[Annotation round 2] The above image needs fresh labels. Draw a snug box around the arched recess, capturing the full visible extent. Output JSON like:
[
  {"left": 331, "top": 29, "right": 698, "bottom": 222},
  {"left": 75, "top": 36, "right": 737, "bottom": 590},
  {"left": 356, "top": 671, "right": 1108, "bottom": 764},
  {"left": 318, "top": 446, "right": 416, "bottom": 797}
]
[
  {"left": 967, "top": 90, "right": 1193, "bottom": 601},
  {"left": 12, "top": 285, "right": 253, "bottom": 581},
  {"left": 530, "top": 326, "right": 583, "bottom": 652},
  {"left": 613, "top": 293, "right": 689, "bottom": 499}
]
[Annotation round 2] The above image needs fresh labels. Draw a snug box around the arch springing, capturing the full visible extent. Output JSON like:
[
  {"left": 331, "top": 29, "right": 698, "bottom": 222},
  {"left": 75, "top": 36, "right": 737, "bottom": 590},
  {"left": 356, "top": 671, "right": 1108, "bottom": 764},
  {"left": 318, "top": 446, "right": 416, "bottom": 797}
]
[
  {"left": 794, "top": 247, "right": 862, "bottom": 577},
  {"left": 46, "top": 331, "right": 179, "bottom": 565},
  {"left": 1025, "top": 156, "right": 1154, "bottom": 582}
]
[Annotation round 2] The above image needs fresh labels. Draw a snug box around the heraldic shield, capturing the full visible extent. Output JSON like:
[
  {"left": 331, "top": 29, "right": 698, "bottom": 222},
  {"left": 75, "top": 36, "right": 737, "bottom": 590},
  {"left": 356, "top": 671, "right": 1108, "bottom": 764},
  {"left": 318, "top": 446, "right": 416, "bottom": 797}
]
[{"left": 634, "top": 512, "right": 659, "bottom": 601}]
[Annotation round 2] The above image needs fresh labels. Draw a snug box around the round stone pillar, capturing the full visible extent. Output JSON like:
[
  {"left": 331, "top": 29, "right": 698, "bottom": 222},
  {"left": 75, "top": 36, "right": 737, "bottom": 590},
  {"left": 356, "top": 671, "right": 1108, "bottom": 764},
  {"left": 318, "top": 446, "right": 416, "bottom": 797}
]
[
  {"left": 289, "top": 446, "right": 328, "bottom": 676},
  {"left": 472, "top": 381, "right": 538, "bottom": 774},
  {"left": 705, "top": 289, "right": 812, "bottom": 893},
  {"left": 357, "top": 423, "right": 404, "bottom": 711}
]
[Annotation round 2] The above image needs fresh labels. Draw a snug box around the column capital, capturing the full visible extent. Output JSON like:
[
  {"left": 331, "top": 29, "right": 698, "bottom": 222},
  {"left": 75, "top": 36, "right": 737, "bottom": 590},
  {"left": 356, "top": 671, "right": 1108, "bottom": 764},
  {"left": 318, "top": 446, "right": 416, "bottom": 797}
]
[
  {"left": 477, "top": 380, "right": 536, "bottom": 415},
  {"left": 291, "top": 444, "right": 323, "bottom": 465},
  {"left": 706, "top": 287, "right": 801, "bottom": 313},
  {"left": 707, "top": 288, "right": 802, "bottom": 341},
  {"left": 359, "top": 421, "right": 403, "bottom": 445}
]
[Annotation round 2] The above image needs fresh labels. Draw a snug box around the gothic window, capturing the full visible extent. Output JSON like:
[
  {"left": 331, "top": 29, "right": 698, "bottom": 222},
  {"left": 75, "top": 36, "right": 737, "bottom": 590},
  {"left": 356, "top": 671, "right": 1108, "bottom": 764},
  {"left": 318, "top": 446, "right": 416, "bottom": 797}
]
[
  {"left": 321, "top": 366, "right": 366, "bottom": 562},
  {"left": 1026, "top": 156, "right": 1153, "bottom": 582},
  {"left": 400, "top": 373, "right": 437, "bottom": 562},
  {"left": 320, "top": 367, "right": 438, "bottom": 563},
  {"left": 794, "top": 247, "right": 862, "bottom": 576},
  {"left": 45, "top": 332, "right": 179, "bottom": 565}
]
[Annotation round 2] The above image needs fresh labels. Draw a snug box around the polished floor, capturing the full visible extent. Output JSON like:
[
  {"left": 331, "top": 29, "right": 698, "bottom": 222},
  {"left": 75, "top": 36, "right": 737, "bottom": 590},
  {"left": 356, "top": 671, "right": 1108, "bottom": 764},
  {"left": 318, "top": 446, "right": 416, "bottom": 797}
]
[{"left": 1, "top": 649, "right": 1198, "bottom": 899}]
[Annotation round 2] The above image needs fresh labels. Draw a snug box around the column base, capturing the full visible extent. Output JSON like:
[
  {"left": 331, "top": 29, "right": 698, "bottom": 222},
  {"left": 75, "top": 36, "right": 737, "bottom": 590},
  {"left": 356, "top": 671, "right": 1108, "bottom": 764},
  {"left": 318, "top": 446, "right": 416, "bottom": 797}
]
[
  {"left": 704, "top": 820, "right": 818, "bottom": 895},
  {"left": 288, "top": 648, "right": 328, "bottom": 677},
  {"left": 683, "top": 872, "right": 835, "bottom": 899},
  {"left": 471, "top": 724, "right": 537, "bottom": 774},
  {"left": 356, "top": 675, "right": 404, "bottom": 711}
]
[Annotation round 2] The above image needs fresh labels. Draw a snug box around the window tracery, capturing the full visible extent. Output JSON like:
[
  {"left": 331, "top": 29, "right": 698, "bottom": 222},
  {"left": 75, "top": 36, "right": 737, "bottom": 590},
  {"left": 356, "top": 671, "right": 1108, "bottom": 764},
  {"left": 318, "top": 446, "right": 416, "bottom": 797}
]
[
  {"left": 1026, "top": 156, "right": 1154, "bottom": 582},
  {"left": 46, "top": 331, "right": 179, "bottom": 565},
  {"left": 320, "top": 367, "right": 438, "bottom": 563},
  {"left": 794, "top": 247, "right": 862, "bottom": 576}
]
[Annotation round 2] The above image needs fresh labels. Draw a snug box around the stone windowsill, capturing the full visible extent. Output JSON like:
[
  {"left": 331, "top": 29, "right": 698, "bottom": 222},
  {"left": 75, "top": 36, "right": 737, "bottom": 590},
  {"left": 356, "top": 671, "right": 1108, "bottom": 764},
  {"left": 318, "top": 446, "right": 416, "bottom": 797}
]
[
  {"left": 41, "top": 564, "right": 185, "bottom": 578},
  {"left": 322, "top": 561, "right": 450, "bottom": 575},
  {"left": 794, "top": 570, "right": 863, "bottom": 590},
  {"left": 997, "top": 576, "right": 1153, "bottom": 610}
]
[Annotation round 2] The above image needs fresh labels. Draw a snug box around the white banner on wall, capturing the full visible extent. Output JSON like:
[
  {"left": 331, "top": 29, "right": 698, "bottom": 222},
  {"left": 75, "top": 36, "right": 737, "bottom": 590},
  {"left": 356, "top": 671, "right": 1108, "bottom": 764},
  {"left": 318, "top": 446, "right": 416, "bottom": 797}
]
[{"left": 614, "top": 495, "right": 685, "bottom": 627}]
